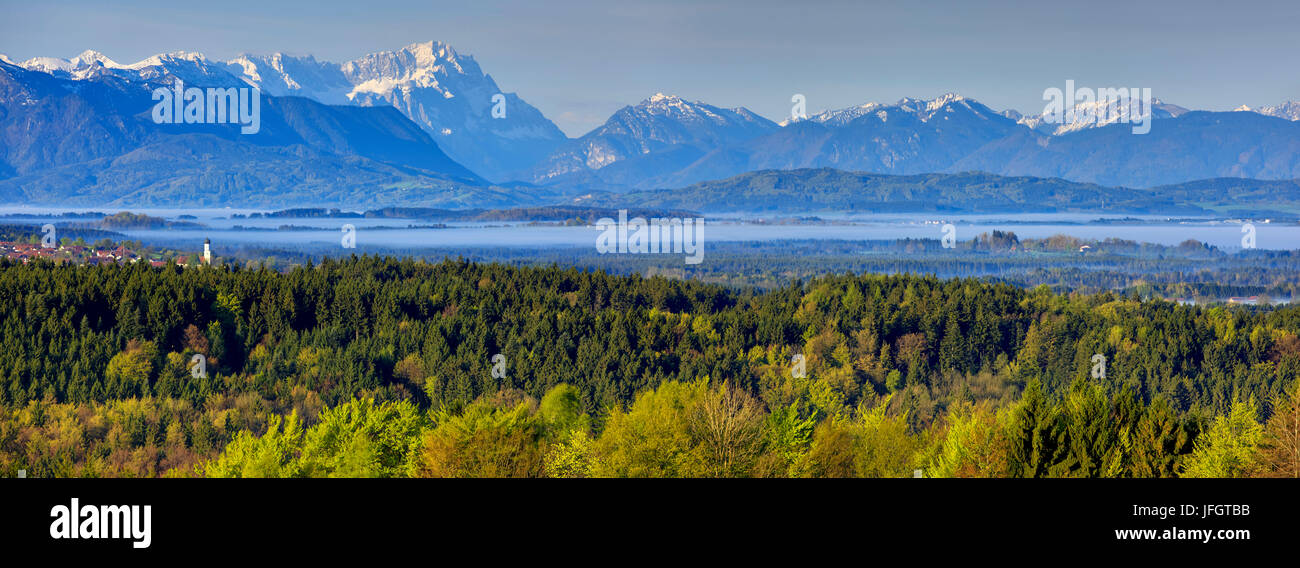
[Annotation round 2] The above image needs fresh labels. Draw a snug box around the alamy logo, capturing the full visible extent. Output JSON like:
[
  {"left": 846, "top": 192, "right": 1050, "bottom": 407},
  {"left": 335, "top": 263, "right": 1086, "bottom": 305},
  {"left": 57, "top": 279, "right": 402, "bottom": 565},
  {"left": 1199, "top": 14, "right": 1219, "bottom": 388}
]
[
  {"left": 595, "top": 209, "right": 705, "bottom": 265},
  {"left": 152, "top": 79, "right": 261, "bottom": 134},
  {"left": 41, "top": 224, "right": 57, "bottom": 249},
  {"left": 940, "top": 223, "right": 957, "bottom": 249},
  {"left": 790, "top": 93, "right": 807, "bottom": 122},
  {"left": 1042, "top": 80, "right": 1152, "bottom": 134},
  {"left": 49, "top": 498, "right": 151, "bottom": 549},
  {"left": 1091, "top": 353, "right": 1107, "bottom": 379},
  {"left": 341, "top": 223, "right": 357, "bottom": 249},
  {"left": 490, "top": 353, "right": 507, "bottom": 379},
  {"left": 791, "top": 353, "right": 807, "bottom": 379},
  {"left": 491, "top": 93, "right": 507, "bottom": 118},
  {"left": 190, "top": 353, "right": 207, "bottom": 378}
]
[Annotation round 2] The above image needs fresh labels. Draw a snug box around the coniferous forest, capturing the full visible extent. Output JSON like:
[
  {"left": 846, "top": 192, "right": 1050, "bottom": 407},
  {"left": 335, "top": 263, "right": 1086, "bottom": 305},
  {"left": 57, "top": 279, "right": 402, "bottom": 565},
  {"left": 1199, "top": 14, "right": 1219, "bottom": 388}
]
[{"left": 0, "top": 256, "right": 1296, "bottom": 478}]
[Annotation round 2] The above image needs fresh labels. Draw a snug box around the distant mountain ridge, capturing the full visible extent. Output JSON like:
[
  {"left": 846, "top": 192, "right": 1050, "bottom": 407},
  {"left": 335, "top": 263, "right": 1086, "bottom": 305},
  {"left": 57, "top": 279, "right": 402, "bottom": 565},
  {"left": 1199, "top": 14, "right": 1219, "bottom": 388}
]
[
  {"left": 0, "top": 59, "right": 525, "bottom": 208},
  {"left": 519, "top": 93, "right": 778, "bottom": 189},
  {"left": 1238, "top": 101, "right": 1300, "bottom": 121},
  {"left": 1004, "top": 97, "right": 1191, "bottom": 135},
  {"left": 950, "top": 110, "right": 1300, "bottom": 188},
  {"left": 520, "top": 92, "right": 1300, "bottom": 192},
  {"left": 569, "top": 168, "right": 1300, "bottom": 215},
  {"left": 9, "top": 42, "right": 567, "bottom": 181},
  {"left": 655, "top": 94, "right": 1026, "bottom": 189},
  {"left": 6, "top": 43, "right": 1300, "bottom": 201}
]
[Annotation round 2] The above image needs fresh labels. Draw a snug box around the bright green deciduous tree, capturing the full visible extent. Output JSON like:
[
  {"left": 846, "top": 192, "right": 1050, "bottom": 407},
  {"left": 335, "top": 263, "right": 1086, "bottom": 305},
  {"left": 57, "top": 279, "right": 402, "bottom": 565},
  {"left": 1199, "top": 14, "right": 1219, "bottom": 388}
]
[
  {"left": 415, "top": 398, "right": 545, "bottom": 478},
  {"left": 591, "top": 380, "right": 708, "bottom": 478},
  {"left": 298, "top": 398, "right": 428, "bottom": 478},
  {"left": 205, "top": 412, "right": 306, "bottom": 478},
  {"left": 1181, "top": 399, "right": 1264, "bottom": 478},
  {"left": 204, "top": 399, "right": 427, "bottom": 478}
]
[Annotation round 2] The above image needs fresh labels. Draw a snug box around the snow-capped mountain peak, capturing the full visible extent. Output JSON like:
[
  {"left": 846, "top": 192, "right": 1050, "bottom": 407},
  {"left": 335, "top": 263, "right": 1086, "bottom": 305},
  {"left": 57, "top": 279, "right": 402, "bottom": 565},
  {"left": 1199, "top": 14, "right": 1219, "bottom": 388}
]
[
  {"left": 784, "top": 101, "right": 882, "bottom": 127},
  {"left": 14, "top": 41, "right": 568, "bottom": 181},
  {"left": 521, "top": 92, "right": 778, "bottom": 185},
  {"left": 19, "top": 49, "right": 229, "bottom": 84},
  {"left": 642, "top": 92, "right": 710, "bottom": 110},
  {"left": 400, "top": 40, "right": 468, "bottom": 73},
  {"left": 927, "top": 92, "right": 967, "bottom": 108},
  {"left": 1010, "top": 97, "right": 1190, "bottom": 135},
  {"left": 18, "top": 56, "right": 75, "bottom": 74},
  {"left": 788, "top": 93, "right": 988, "bottom": 127},
  {"left": 233, "top": 40, "right": 564, "bottom": 179},
  {"left": 1255, "top": 101, "right": 1300, "bottom": 121},
  {"left": 70, "top": 50, "right": 119, "bottom": 68},
  {"left": 898, "top": 93, "right": 985, "bottom": 120},
  {"left": 341, "top": 40, "right": 482, "bottom": 89},
  {"left": 18, "top": 51, "right": 109, "bottom": 75},
  {"left": 226, "top": 52, "right": 351, "bottom": 101},
  {"left": 630, "top": 93, "right": 754, "bottom": 125},
  {"left": 125, "top": 50, "right": 202, "bottom": 68}
]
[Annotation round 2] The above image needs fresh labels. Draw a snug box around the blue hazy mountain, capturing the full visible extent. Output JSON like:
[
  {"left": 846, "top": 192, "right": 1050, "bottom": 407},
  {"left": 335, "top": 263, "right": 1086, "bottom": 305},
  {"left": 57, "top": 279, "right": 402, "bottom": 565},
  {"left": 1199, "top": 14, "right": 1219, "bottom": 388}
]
[
  {"left": 653, "top": 94, "right": 1023, "bottom": 189},
  {"left": 0, "top": 59, "right": 531, "bottom": 208},
  {"left": 951, "top": 110, "right": 1300, "bottom": 187},
  {"left": 225, "top": 42, "right": 568, "bottom": 182},
  {"left": 519, "top": 93, "right": 779, "bottom": 190},
  {"left": 7, "top": 44, "right": 1300, "bottom": 207},
  {"left": 566, "top": 168, "right": 1300, "bottom": 215},
  {"left": 13, "top": 42, "right": 568, "bottom": 183},
  {"left": 607, "top": 94, "right": 1300, "bottom": 190}
]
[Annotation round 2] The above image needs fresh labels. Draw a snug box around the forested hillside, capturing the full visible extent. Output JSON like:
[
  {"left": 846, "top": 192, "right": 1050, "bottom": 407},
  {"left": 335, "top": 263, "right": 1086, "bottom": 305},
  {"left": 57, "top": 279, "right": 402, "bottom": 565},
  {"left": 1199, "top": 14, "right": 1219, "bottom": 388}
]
[
  {"left": 571, "top": 168, "right": 1300, "bottom": 215},
  {"left": 0, "top": 257, "right": 1296, "bottom": 477}
]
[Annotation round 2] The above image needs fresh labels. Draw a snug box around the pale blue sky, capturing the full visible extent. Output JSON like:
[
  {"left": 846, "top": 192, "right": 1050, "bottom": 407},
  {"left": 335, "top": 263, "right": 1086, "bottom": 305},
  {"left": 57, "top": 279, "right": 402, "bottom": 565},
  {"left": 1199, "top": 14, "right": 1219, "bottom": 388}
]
[{"left": 4, "top": 0, "right": 1299, "bottom": 136}]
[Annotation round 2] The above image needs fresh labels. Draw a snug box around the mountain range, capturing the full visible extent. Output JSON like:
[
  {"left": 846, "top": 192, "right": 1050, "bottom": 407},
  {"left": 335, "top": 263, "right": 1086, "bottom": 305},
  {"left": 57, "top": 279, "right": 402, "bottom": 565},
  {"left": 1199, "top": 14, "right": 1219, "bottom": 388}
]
[
  {"left": 567, "top": 168, "right": 1300, "bottom": 215},
  {"left": 0, "top": 58, "right": 536, "bottom": 208},
  {"left": 1238, "top": 101, "right": 1300, "bottom": 121},
  {"left": 8, "top": 42, "right": 566, "bottom": 182},
  {"left": 520, "top": 93, "right": 778, "bottom": 188},
  {"left": 2, "top": 41, "right": 1300, "bottom": 209},
  {"left": 538, "top": 93, "right": 1300, "bottom": 191}
]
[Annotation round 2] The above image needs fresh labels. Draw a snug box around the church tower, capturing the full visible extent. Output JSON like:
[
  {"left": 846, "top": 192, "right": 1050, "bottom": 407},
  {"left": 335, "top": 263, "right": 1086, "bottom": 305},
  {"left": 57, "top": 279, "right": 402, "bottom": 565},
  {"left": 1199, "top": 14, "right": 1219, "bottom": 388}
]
[{"left": 203, "top": 238, "right": 211, "bottom": 266}]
